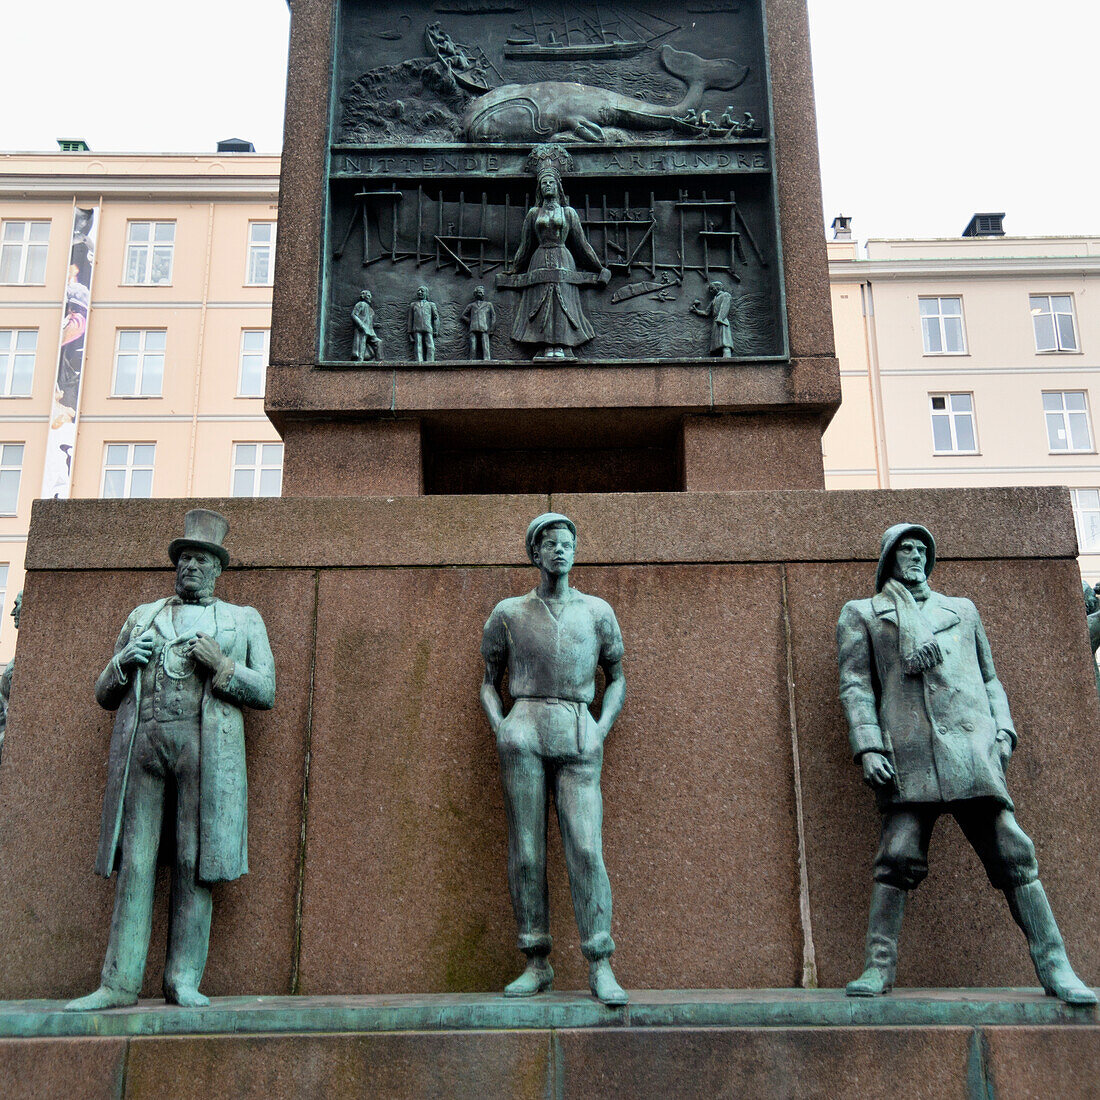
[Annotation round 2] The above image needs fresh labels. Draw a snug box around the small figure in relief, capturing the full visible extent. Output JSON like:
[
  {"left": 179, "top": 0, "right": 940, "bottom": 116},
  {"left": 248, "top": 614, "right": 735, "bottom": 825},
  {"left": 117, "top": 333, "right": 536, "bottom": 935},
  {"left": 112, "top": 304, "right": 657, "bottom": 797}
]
[
  {"left": 461, "top": 286, "right": 497, "bottom": 360},
  {"left": 690, "top": 280, "right": 734, "bottom": 357},
  {"left": 351, "top": 289, "right": 382, "bottom": 362},
  {"left": 407, "top": 285, "right": 440, "bottom": 363}
]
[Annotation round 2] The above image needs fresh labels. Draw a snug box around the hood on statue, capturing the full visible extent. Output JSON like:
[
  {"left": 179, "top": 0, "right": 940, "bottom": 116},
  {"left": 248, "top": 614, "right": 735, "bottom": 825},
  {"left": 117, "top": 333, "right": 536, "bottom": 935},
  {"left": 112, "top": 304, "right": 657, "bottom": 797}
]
[{"left": 875, "top": 523, "right": 937, "bottom": 593}]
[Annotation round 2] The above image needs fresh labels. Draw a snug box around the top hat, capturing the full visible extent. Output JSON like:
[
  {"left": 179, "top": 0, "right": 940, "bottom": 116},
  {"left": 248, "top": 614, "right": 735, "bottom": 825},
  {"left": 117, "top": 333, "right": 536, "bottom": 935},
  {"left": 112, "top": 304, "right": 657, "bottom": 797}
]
[
  {"left": 168, "top": 508, "right": 230, "bottom": 569},
  {"left": 875, "top": 522, "right": 936, "bottom": 592},
  {"left": 525, "top": 512, "right": 577, "bottom": 563}
]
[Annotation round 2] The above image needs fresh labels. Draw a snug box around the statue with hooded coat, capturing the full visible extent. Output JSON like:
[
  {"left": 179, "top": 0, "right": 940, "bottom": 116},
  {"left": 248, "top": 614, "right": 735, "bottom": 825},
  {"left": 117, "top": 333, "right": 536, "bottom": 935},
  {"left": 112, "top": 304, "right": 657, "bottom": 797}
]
[
  {"left": 837, "top": 522, "right": 1095, "bottom": 1005},
  {"left": 66, "top": 509, "right": 275, "bottom": 1011}
]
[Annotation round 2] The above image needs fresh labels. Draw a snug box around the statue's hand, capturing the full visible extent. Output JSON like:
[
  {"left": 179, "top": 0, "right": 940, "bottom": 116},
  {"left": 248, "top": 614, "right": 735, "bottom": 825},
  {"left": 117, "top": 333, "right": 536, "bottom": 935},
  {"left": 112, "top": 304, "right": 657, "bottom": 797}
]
[
  {"left": 597, "top": 267, "right": 611, "bottom": 287},
  {"left": 861, "top": 751, "right": 896, "bottom": 789},
  {"left": 995, "top": 731, "right": 1014, "bottom": 769},
  {"left": 188, "top": 633, "right": 227, "bottom": 674},
  {"left": 118, "top": 631, "right": 155, "bottom": 671}
]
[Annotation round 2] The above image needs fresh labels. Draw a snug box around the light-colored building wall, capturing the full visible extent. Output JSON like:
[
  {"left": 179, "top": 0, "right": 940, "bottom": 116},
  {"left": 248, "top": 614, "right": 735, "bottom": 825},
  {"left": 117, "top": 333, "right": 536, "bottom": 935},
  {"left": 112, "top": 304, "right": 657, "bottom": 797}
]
[
  {"left": 0, "top": 152, "right": 282, "bottom": 660},
  {"left": 825, "top": 230, "right": 1100, "bottom": 584}
]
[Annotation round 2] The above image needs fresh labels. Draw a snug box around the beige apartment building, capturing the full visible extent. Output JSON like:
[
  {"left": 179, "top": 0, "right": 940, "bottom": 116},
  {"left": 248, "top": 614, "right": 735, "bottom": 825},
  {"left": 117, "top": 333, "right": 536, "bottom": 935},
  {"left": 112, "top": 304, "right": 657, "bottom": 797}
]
[
  {"left": 823, "top": 216, "right": 1100, "bottom": 584},
  {"left": 0, "top": 148, "right": 282, "bottom": 660}
]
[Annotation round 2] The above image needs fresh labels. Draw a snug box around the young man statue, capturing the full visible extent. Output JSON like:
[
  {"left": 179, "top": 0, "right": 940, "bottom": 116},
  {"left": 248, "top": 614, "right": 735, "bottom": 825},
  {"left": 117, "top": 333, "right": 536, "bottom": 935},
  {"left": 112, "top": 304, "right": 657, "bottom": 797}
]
[
  {"left": 838, "top": 522, "right": 1095, "bottom": 1005},
  {"left": 481, "top": 513, "right": 628, "bottom": 1006}
]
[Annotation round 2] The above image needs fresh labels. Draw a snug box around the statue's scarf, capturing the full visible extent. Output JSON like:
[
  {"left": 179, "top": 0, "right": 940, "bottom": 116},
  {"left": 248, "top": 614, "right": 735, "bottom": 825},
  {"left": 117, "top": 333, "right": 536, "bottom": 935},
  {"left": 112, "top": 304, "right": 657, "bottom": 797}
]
[{"left": 882, "top": 578, "right": 943, "bottom": 674}]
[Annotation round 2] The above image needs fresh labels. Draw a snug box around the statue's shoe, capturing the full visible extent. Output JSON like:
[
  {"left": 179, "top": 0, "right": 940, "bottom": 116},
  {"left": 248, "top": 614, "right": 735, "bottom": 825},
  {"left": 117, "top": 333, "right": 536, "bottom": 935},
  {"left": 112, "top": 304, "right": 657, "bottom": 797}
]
[
  {"left": 589, "top": 959, "right": 628, "bottom": 1007},
  {"left": 64, "top": 985, "right": 137, "bottom": 1011},
  {"left": 165, "top": 986, "right": 211, "bottom": 1008},
  {"left": 1043, "top": 964, "right": 1098, "bottom": 1006},
  {"left": 845, "top": 967, "right": 893, "bottom": 997},
  {"left": 504, "top": 960, "right": 554, "bottom": 997}
]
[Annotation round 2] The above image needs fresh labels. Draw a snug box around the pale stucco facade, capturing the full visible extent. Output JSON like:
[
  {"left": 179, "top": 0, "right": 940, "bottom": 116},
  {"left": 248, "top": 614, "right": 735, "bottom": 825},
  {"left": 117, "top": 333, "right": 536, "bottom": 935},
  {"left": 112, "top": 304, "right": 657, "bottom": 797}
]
[
  {"left": 0, "top": 152, "right": 282, "bottom": 660},
  {"left": 824, "top": 231, "right": 1100, "bottom": 585}
]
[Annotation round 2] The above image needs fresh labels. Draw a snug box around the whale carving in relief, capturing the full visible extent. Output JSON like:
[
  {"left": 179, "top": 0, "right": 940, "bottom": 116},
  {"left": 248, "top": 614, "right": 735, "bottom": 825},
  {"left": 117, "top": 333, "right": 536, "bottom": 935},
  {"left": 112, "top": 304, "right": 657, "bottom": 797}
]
[{"left": 463, "top": 45, "right": 749, "bottom": 142}]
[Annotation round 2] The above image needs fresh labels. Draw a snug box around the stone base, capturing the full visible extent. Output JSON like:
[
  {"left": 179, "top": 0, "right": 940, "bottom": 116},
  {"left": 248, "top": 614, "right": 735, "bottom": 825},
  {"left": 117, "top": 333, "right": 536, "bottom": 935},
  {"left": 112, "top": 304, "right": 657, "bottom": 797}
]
[
  {"left": 2, "top": 991, "right": 1098, "bottom": 1098},
  {"left": 2, "top": 488, "right": 1099, "bottom": 1006}
]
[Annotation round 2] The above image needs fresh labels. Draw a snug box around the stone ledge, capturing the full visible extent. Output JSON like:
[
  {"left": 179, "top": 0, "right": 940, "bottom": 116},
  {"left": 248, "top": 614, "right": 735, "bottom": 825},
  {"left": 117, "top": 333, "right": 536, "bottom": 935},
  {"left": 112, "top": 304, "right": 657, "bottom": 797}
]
[
  {"left": 1, "top": 989, "right": 1095, "bottom": 1039},
  {"left": 24, "top": 487, "right": 1077, "bottom": 571}
]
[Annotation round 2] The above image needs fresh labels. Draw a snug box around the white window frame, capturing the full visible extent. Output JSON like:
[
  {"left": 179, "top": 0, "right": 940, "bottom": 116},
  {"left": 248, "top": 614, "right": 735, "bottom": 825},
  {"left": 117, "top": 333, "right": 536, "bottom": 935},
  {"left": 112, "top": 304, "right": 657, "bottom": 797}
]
[
  {"left": 122, "top": 221, "right": 175, "bottom": 286},
  {"left": 0, "top": 329, "right": 37, "bottom": 396},
  {"left": 111, "top": 329, "right": 165, "bottom": 398},
  {"left": 1030, "top": 294, "right": 1079, "bottom": 353},
  {"left": 100, "top": 443, "right": 156, "bottom": 499},
  {"left": 245, "top": 221, "right": 276, "bottom": 286},
  {"left": 929, "top": 392, "right": 979, "bottom": 455},
  {"left": 1072, "top": 489, "right": 1100, "bottom": 554},
  {"left": 0, "top": 443, "right": 24, "bottom": 515},
  {"left": 0, "top": 220, "right": 50, "bottom": 286},
  {"left": 1043, "top": 390, "right": 1094, "bottom": 454},
  {"left": 919, "top": 296, "right": 967, "bottom": 356},
  {"left": 237, "top": 329, "right": 270, "bottom": 397},
  {"left": 231, "top": 441, "right": 283, "bottom": 497}
]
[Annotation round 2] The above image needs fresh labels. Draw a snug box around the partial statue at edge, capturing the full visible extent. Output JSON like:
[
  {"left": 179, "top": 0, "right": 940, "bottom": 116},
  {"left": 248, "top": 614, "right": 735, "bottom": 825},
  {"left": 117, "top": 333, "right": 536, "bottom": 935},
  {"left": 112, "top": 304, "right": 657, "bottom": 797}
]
[
  {"left": 0, "top": 590, "right": 21, "bottom": 765},
  {"left": 67, "top": 509, "right": 275, "bottom": 1011},
  {"left": 837, "top": 523, "right": 1095, "bottom": 1005},
  {"left": 500, "top": 145, "right": 610, "bottom": 361},
  {"left": 481, "top": 513, "right": 628, "bottom": 1006}
]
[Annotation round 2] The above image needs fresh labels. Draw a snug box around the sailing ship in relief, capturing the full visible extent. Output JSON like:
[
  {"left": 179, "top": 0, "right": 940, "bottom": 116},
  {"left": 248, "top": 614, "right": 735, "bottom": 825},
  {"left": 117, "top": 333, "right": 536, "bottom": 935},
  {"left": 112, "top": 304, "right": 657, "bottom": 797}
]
[{"left": 504, "top": 2, "right": 681, "bottom": 60}]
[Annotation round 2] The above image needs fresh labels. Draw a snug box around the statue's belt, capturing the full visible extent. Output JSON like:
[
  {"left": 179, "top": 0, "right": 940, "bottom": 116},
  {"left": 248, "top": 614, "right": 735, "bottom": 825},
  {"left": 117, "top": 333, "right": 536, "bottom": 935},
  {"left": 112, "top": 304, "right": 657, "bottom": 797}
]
[{"left": 497, "top": 270, "right": 603, "bottom": 290}]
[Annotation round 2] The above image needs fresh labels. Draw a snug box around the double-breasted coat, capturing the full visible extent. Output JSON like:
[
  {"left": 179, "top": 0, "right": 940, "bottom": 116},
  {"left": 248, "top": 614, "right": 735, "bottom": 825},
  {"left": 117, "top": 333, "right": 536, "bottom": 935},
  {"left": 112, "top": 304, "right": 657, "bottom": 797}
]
[
  {"left": 837, "top": 589, "right": 1016, "bottom": 810},
  {"left": 93, "top": 597, "right": 275, "bottom": 883}
]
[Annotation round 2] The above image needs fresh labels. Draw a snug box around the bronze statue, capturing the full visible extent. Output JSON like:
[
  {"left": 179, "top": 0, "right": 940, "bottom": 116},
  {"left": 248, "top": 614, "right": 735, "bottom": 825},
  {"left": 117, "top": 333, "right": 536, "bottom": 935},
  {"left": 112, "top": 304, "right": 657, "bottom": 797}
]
[
  {"left": 481, "top": 513, "right": 628, "bottom": 1005},
  {"left": 0, "top": 589, "right": 21, "bottom": 764},
  {"left": 690, "top": 280, "right": 734, "bottom": 357},
  {"left": 461, "top": 286, "right": 497, "bottom": 360},
  {"left": 66, "top": 510, "right": 275, "bottom": 1011},
  {"left": 1083, "top": 581, "right": 1100, "bottom": 700},
  {"left": 838, "top": 523, "right": 1096, "bottom": 1005},
  {"left": 506, "top": 145, "right": 610, "bottom": 361},
  {"left": 351, "top": 289, "right": 382, "bottom": 362},
  {"left": 406, "top": 285, "right": 440, "bottom": 362}
]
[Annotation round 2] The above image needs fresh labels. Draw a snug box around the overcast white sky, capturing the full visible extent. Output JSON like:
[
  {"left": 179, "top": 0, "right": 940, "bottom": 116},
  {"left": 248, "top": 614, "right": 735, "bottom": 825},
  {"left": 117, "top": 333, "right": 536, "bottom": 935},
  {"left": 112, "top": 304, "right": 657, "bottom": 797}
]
[{"left": 2, "top": 1, "right": 1097, "bottom": 242}]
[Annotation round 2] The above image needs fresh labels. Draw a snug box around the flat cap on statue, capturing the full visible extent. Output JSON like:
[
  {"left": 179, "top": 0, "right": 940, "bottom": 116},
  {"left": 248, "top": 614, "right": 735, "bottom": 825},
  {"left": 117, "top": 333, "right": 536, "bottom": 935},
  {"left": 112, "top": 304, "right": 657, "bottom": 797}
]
[
  {"left": 525, "top": 513, "right": 577, "bottom": 562},
  {"left": 874, "top": 522, "right": 936, "bottom": 593},
  {"left": 168, "top": 508, "right": 231, "bottom": 569}
]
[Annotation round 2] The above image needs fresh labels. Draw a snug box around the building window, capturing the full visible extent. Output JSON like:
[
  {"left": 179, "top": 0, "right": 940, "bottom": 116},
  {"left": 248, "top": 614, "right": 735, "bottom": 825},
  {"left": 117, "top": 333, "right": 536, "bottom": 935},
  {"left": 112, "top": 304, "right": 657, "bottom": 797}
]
[
  {"left": 0, "top": 330, "right": 37, "bottom": 396},
  {"left": 238, "top": 329, "right": 269, "bottom": 397},
  {"left": 0, "top": 444, "right": 24, "bottom": 514},
  {"left": 246, "top": 222, "right": 275, "bottom": 285},
  {"left": 112, "top": 329, "right": 165, "bottom": 397},
  {"left": 1030, "top": 295, "right": 1078, "bottom": 352},
  {"left": 231, "top": 442, "right": 283, "bottom": 497},
  {"left": 123, "top": 221, "right": 174, "bottom": 285},
  {"left": 1072, "top": 490, "right": 1100, "bottom": 554},
  {"left": 929, "top": 393, "right": 978, "bottom": 453},
  {"left": 1044, "top": 391, "right": 1094, "bottom": 453},
  {"left": 919, "top": 297, "right": 966, "bottom": 355},
  {"left": 101, "top": 443, "right": 155, "bottom": 498},
  {"left": 0, "top": 221, "right": 49, "bottom": 285}
]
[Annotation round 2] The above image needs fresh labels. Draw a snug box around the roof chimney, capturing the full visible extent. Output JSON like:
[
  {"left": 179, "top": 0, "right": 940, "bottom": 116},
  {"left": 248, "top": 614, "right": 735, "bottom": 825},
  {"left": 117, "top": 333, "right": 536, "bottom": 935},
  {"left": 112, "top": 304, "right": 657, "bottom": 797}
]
[
  {"left": 962, "top": 212, "right": 1005, "bottom": 238},
  {"left": 217, "top": 138, "right": 256, "bottom": 153},
  {"left": 831, "top": 215, "right": 853, "bottom": 241},
  {"left": 57, "top": 139, "right": 90, "bottom": 152}
]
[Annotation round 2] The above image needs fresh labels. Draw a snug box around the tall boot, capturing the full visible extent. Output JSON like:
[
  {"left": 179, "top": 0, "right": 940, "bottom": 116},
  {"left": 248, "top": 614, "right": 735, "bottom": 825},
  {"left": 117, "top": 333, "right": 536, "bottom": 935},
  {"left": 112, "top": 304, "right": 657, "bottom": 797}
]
[
  {"left": 846, "top": 882, "right": 906, "bottom": 997},
  {"left": 1006, "top": 881, "right": 1097, "bottom": 1006},
  {"left": 504, "top": 951, "right": 554, "bottom": 997}
]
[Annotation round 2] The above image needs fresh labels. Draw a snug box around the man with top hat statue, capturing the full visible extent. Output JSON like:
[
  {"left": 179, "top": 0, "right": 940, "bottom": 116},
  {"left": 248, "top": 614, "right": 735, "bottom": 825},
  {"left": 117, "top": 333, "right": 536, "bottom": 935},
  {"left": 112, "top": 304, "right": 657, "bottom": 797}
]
[
  {"left": 837, "top": 522, "right": 1095, "bottom": 1005},
  {"left": 480, "top": 512, "right": 628, "bottom": 1006},
  {"left": 66, "top": 509, "right": 275, "bottom": 1010}
]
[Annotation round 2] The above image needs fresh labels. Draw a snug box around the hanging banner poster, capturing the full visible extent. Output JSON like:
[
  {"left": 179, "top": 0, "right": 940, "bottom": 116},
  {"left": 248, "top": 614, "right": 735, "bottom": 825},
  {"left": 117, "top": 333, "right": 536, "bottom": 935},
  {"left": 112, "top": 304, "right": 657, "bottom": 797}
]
[{"left": 41, "top": 205, "right": 98, "bottom": 499}]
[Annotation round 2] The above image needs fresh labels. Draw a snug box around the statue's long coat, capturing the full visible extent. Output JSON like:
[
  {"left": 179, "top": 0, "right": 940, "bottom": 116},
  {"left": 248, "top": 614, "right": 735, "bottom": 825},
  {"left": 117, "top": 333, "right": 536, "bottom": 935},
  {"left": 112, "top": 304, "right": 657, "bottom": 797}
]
[
  {"left": 837, "top": 590, "right": 1015, "bottom": 810},
  {"left": 93, "top": 597, "right": 275, "bottom": 883}
]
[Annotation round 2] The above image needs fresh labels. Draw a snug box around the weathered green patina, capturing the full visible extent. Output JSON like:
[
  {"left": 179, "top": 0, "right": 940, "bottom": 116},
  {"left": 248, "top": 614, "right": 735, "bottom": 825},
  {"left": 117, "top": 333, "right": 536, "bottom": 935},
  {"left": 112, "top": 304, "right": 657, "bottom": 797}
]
[
  {"left": 65, "top": 509, "right": 275, "bottom": 1012},
  {"left": 838, "top": 523, "right": 1096, "bottom": 1006},
  {"left": 481, "top": 513, "right": 627, "bottom": 1006}
]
